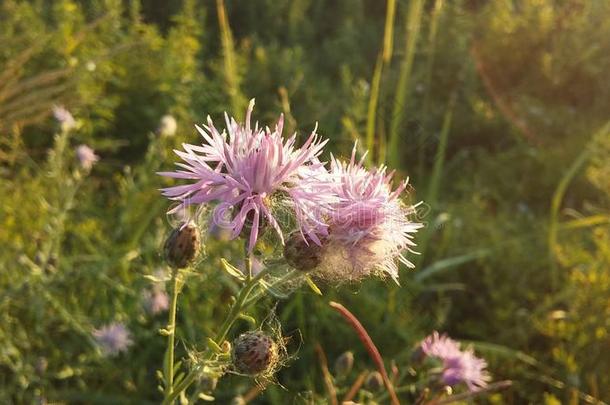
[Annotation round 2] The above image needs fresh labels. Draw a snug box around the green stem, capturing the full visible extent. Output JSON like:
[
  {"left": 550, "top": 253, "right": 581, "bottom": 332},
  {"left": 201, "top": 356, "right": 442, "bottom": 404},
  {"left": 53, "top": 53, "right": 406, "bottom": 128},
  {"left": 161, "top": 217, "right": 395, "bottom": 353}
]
[
  {"left": 164, "top": 267, "right": 180, "bottom": 402},
  {"left": 162, "top": 266, "right": 272, "bottom": 405},
  {"left": 214, "top": 266, "right": 269, "bottom": 345},
  {"left": 245, "top": 245, "right": 253, "bottom": 281},
  {"left": 243, "top": 269, "right": 302, "bottom": 308}
]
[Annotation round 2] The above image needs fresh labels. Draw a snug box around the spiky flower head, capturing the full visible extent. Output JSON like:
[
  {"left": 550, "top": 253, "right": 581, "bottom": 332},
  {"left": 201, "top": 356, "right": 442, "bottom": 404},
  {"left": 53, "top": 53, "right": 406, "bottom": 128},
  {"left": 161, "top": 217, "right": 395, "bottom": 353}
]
[
  {"left": 52, "top": 105, "right": 77, "bottom": 132},
  {"left": 143, "top": 287, "right": 169, "bottom": 315},
  {"left": 314, "top": 144, "right": 422, "bottom": 282},
  {"left": 75, "top": 144, "right": 99, "bottom": 171},
  {"left": 231, "top": 331, "right": 279, "bottom": 376},
  {"left": 93, "top": 322, "right": 133, "bottom": 356},
  {"left": 420, "top": 331, "right": 461, "bottom": 359},
  {"left": 420, "top": 331, "right": 490, "bottom": 392},
  {"left": 159, "top": 100, "right": 332, "bottom": 252}
]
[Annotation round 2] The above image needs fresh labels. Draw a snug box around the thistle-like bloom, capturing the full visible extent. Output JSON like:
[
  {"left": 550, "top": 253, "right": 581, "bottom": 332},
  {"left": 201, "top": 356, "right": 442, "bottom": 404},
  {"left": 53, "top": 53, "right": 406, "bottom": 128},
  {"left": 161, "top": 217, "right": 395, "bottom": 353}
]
[
  {"left": 75, "top": 144, "right": 99, "bottom": 170},
  {"left": 315, "top": 145, "right": 422, "bottom": 282},
  {"left": 159, "top": 100, "right": 331, "bottom": 251},
  {"left": 143, "top": 287, "right": 170, "bottom": 315},
  {"left": 93, "top": 322, "right": 133, "bottom": 356},
  {"left": 52, "top": 105, "right": 77, "bottom": 132},
  {"left": 420, "top": 331, "right": 462, "bottom": 359},
  {"left": 420, "top": 332, "right": 490, "bottom": 391}
]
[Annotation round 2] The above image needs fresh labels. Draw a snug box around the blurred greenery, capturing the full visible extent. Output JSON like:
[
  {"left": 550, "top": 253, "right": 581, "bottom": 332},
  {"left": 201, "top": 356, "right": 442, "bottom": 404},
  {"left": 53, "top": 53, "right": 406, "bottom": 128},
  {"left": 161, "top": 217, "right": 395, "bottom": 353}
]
[{"left": 1, "top": 0, "right": 609, "bottom": 403}]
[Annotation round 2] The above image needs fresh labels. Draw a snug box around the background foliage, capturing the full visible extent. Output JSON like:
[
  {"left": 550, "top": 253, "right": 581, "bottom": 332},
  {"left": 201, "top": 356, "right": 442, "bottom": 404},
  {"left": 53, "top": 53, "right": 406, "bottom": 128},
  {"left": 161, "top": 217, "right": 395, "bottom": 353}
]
[{"left": 1, "top": 0, "right": 609, "bottom": 403}]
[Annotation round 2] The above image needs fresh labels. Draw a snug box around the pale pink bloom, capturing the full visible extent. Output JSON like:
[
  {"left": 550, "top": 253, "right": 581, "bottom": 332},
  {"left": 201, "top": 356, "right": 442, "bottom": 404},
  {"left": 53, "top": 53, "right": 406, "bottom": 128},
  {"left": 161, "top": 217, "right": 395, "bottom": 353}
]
[
  {"left": 315, "top": 144, "right": 422, "bottom": 282},
  {"left": 143, "top": 287, "right": 170, "bottom": 315},
  {"left": 421, "top": 331, "right": 462, "bottom": 359},
  {"left": 420, "top": 331, "right": 490, "bottom": 391},
  {"left": 52, "top": 105, "right": 77, "bottom": 132},
  {"left": 75, "top": 144, "right": 99, "bottom": 170},
  {"left": 93, "top": 322, "right": 132, "bottom": 356},
  {"left": 159, "top": 100, "right": 332, "bottom": 251}
]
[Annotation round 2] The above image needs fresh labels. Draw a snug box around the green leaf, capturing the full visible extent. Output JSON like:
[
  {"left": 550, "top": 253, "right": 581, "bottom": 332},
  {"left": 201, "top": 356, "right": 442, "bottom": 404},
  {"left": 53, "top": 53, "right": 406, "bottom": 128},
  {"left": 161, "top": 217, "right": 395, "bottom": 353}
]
[
  {"left": 158, "top": 328, "right": 171, "bottom": 336},
  {"left": 56, "top": 366, "right": 75, "bottom": 379},
  {"left": 238, "top": 313, "right": 257, "bottom": 325},
  {"left": 414, "top": 249, "right": 490, "bottom": 282},
  {"left": 304, "top": 276, "right": 322, "bottom": 295},
  {"left": 421, "top": 282, "right": 465, "bottom": 292},
  {"left": 206, "top": 337, "right": 223, "bottom": 353},
  {"left": 221, "top": 258, "right": 245, "bottom": 281},
  {"left": 199, "top": 393, "right": 215, "bottom": 401},
  {"left": 173, "top": 360, "right": 182, "bottom": 375},
  {"left": 163, "top": 346, "right": 171, "bottom": 387},
  {"left": 143, "top": 274, "right": 164, "bottom": 283},
  {"left": 173, "top": 372, "right": 185, "bottom": 386}
]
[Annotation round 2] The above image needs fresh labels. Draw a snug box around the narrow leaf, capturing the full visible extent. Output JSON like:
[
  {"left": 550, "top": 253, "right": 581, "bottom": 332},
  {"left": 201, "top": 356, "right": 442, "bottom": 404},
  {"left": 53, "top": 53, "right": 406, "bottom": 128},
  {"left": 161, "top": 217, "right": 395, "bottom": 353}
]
[
  {"left": 305, "top": 276, "right": 323, "bottom": 295},
  {"left": 238, "top": 313, "right": 257, "bottom": 325},
  {"left": 206, "top": 337, "right": 223, "bottom": 353},
  {"left": 199, "top": 393, "right": 215, "bottom": 401},
  {"left": 221, "top": 258, "right": 245, "bottom": 281}
]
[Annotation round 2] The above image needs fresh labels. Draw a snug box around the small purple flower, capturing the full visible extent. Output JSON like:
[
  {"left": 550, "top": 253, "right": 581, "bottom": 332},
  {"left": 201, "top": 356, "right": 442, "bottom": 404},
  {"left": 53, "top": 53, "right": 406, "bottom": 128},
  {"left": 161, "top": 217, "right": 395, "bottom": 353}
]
[
  {"left": 52, "top": 105, "right": 77, "bottom": 132},
  {"left": 143, "top": 287, "right": 170, "bottom": 315},
  {"left": 420, "top": 332, "right": 490, "bottom": 391},
  {"left": 315, "top": 144, "right": 422, "bottom": 282},
  {"left": 421, "top": 331, "right": 462, "bottom": 359},
  {"left": 93, "top": 322, "right": 133, "bottom": 356},
  {"left": 75, "top": 144, "right": 99, "bottom": 170},
  {"left": 159, "top": 99, "right": 333, "bottom": 252}
]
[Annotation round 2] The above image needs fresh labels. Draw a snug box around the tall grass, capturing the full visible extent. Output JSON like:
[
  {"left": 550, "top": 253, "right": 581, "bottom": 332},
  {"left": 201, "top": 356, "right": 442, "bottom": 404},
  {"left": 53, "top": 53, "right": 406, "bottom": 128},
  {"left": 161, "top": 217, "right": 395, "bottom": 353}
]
[
  {"left": 365, "top": 0, "right": 397, "bottom": 164},
  {"left": 414, "top": 95, "right": 455, "bottom": 265},
  {"left": 548, "top": 121, "right": 610, "bottom": 288},
  {"left": 216, "top": 0, "right": 246, "bottom": 120},
  {"left": 419, "top": 0, "right": 445, "bottom": 175},
  {"left": 388, "top": 0, "right": 424, "bottom": 167}
]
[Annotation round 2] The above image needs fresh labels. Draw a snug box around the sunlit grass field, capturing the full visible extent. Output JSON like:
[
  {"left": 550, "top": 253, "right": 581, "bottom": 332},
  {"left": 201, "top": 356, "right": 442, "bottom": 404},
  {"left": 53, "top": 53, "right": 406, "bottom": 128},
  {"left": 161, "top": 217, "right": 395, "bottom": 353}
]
[{"left": 1, "top": 1, "right": 610, "bottom": 404}]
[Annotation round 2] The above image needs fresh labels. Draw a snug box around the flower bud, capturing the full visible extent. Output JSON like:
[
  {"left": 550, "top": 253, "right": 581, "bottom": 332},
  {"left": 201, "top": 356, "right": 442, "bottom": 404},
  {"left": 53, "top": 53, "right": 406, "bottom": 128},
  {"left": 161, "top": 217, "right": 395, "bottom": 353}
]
[
  {"left": 365, "top": 371, "right": 384, "bottom": 392},
  {"left": 221, "top": 340, "right": 232, "bottom": 353},
  {"left": 334, "top": 351, "right": 354, "bottom": 376},
  {"left": 200, "top": 375, "right": 218, "bottom": 392},
  {"left": 232, "top": 331, "right": 278, "bottom": 376},
  {"left": 163, "top": 222, "right": 201, "bottom": 269},
  {"left": 283, "top": 232, "right": 326, "bottom": 271}
]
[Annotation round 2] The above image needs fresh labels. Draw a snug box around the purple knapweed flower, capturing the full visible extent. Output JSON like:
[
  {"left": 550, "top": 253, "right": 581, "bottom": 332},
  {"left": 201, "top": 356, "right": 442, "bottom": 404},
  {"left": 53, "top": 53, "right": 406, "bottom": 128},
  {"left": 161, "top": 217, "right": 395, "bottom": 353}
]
[
  {"left": 75, "top": 144, "right": 99, "bottom": 170},
  {"left": 143, "top": 287, "right": 170, "bottom": 315},
  {"left": 420, "top": 331, "right": 490, "bottom": 391},
  {"left": 314, "top": 144, "right": 422, "bottom": 282},
  {"left": 159, "top": 99, "right": 332, "bottom": 252},
  {"left": 52, "top": 105, "right": 77, "bottom": 132},
  {"left": 93, "top": 322, "right": 133, "bottom": 356},
  {"left": 421, "top": 331, "right": 462, "bottom": 359}
]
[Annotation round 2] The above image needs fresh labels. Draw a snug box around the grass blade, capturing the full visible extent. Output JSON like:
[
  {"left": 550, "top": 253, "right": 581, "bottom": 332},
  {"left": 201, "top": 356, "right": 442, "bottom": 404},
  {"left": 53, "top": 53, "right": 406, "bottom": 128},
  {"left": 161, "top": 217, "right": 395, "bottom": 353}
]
[
  {"left": 216, "top": 0, "right": 245, "bottom": 119},
  {"left": 548, "top": 120, "right": 610, "bottom": 287},
  {"left": 388, "top": 0, "right": 424, "bottom": 167}
]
